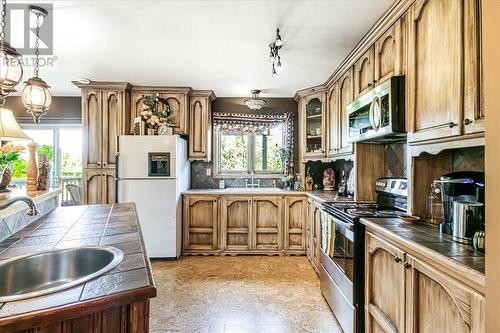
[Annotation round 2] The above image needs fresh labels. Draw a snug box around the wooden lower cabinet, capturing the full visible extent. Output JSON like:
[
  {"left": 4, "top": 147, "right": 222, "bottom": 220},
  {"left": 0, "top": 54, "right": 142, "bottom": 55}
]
[
  {"left": 183, "top": 194, "right": 307, "bottom": 256},
  {"left": 365, "top": 231, "right": 485, "bottom": 333},
  {"left": 82, "top": 168, "right": 115, "bottom": 205},
  {"left": 183, "top": 196, "right": 219, "bottom": 253},
  {"left": 306, "top": 199, "right": 321, "bottom": 274}
]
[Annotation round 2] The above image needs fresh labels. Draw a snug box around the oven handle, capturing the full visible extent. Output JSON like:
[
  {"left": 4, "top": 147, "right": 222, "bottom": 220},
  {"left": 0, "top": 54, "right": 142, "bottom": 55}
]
[
  {"left": 326, "top": 213, "right": 355, "bottom": 242},
  {"left": 369, "top": 96, "right": 382, "bottom": 131}
]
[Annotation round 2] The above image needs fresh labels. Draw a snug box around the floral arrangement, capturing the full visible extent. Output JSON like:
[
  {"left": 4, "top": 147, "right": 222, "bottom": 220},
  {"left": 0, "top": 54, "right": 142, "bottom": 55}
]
[
  {"left": 140, "top": 95, "right": 172, "bottom": 130},
  {"left": 0, "top": 143, "right": 24, "bottom": 166}
]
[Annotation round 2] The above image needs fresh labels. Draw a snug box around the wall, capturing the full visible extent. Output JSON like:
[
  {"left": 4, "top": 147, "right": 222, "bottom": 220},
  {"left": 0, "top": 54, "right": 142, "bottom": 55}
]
[
  {"left": 3, "top": 96, "right": 81, "bottom": 124},
  {"left": 190, "top": 97, "right": 297, "bottom": 189}
]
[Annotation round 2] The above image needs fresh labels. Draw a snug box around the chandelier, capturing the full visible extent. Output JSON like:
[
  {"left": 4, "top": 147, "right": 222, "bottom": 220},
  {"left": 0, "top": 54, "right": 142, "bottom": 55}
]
[
  {"left": 22, "top": 5, "right": 52, "bottom": 124},
  {"left": 269, "top": 28, "right": 283, "bottom": 77},
  {"left": 244, "top": 90, "right": 267, "bottom": 110},
  {"left": 0, "top": 0, "right": 23, "bottom": 103}
]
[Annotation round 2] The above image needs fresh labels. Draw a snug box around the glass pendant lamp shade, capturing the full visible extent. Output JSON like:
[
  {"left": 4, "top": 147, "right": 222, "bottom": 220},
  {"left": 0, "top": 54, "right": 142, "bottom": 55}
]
[
  {"left": 0, "top": 42, "right": 23, "bottom": 100},
  {"left": 22, "top": 77, "right": 52, "bottom": 124},
  {"left": 0, "top": 108, "right": 31, "bottom": 140}
]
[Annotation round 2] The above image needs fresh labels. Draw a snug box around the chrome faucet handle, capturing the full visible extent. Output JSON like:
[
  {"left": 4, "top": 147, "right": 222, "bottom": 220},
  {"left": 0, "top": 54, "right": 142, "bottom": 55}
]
[{"left": 27, "top": 208, "right": 39, "bottom": 216}]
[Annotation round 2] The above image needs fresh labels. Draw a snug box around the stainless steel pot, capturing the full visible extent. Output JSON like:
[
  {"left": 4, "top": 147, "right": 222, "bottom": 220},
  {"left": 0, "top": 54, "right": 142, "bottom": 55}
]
[{"left": 452, "top": 201, "right": 483, "bottom": 244}]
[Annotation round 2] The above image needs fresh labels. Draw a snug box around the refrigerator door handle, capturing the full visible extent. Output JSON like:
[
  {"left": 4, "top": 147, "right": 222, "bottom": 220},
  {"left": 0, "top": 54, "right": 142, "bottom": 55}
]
[{"left": 115, "top": 152, "right": 120, "bottom": 204}]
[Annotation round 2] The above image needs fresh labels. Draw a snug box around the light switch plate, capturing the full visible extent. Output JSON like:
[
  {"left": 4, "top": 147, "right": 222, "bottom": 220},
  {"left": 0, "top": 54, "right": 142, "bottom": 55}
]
[{"left": 206, "top": 168, "right": 211, "bottom": 176}]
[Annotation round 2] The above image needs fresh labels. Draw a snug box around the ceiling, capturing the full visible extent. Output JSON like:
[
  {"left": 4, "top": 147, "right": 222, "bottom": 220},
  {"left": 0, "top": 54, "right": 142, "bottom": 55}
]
[{"left": 11, "top": 0, "right": 393, "bottom": 97}]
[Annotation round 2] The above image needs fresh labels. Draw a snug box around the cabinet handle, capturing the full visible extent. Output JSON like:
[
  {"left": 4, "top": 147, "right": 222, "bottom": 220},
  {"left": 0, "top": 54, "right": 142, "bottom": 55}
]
[
  {"left": 394, "top": 256, "right": 402, "bottom": 263},
  {"left": 404, "top": 262, "right": 412, "bottom": 269},
  {"left": 103, "top": 162, "right": 107, "bottom": 166},
  {"left": 368, "top": 83, "right": 372, "bottom": 87},
  {"left": 464, "top": 118, "right": 473, "bottom": 125},
  {"left": 448, "top": 122, "right": 457, "bottom": 128},
  {"left": 97, "top": 162, "right": 101, "bottom": 166}
]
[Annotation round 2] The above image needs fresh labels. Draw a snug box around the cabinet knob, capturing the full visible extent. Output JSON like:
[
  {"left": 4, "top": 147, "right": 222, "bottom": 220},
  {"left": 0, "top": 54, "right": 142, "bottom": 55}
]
[
  {"left": 394, "top": 256, "right": 402, "bottom": 263},
  {"left": 404, "top": 262, "right": 412, "bottom": 269},
  {"left": 448, "top": 122, "right": 457, "bottom": 128},
  {"left": 103, "top": 162, "right": 107, "bottom": 166},
  {"left": 368, "top": 83, "right": 372, "bottom": 87},
  {"left": 97, "top": 162, "right": 101, "bottom": 166},
  {"left": 464, "top": 118, "right": 473, "bottom": 125}
]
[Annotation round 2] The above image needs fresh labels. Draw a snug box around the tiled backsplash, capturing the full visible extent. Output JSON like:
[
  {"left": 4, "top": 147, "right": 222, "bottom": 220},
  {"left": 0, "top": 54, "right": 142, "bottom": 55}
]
[
  {"left": 304, "top": 159, "right": 354, "bottom": 190},
  {"left": 384, "top": 143, "right": 407, "bottom": 178},
  {"left": 452, "top": 146, "right": 484, "bottom": 172},
  {"left": 190, "top": 161, "right": 278, "bottom": 189}
]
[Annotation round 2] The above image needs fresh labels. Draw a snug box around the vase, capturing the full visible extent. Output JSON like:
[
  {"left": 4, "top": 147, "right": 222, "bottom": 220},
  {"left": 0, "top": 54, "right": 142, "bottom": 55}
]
[{"left": 0, "top": 163, "right": 13, "bottom": 192}]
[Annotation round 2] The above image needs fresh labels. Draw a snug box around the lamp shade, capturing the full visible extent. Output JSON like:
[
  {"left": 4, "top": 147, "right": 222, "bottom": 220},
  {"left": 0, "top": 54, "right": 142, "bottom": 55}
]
[
  {"left": 22, "top": 77, "right": 52, "bottom": 124},
  {"left": 0, "top": 108, "right": 31, "bottom": 141},
  {"left": 0, "top": 42, "right": 24, "bottom": 100}
]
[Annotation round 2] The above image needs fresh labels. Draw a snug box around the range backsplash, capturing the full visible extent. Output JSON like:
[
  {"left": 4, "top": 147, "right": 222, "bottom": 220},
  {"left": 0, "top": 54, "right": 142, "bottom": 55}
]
[
  {"left": 304, "top": 159, "right": 354, "bottom": 191},
  {"left": 384, "top": 142, "right": 408, "bottom": 178}
]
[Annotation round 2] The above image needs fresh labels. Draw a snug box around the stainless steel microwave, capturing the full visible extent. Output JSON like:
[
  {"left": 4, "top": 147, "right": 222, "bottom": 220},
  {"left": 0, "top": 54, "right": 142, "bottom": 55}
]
[{"left": 346, "top": 75, "right": 405, "bottom": 143}]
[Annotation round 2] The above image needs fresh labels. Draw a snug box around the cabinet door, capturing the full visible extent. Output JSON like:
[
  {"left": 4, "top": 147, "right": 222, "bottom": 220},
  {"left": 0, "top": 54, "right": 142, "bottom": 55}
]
[
  {"left": 302, "top": 92, "right": 327, "bottom": 159},
  {"left": 464, "top": 0, "right": 483, "bottom": 134},
  {"left": 102, "top": 90, "right": 123, "bottom": 168},
  {"left": 183, "top": 196, "right": 218, "bottom": 251},
  {"left": 82, "top": 170, "right": 102, "bottom": 205},
  {"left": 311, "top": 201, "right": 322, "bottom": 271},
  {"left": 306, "top": 199, "right": 314, "bottom": 261},
  {"left": 221, "top": 196, "right": 252, "bottom": 251},
  {"left": 354, "top": 46, "right": 375, "bottom": 98},
  {"left": 327, "top": 83, "right": 340, "bottom": 156},
  {"left": 374, "top": 19, "right": 404, "bottom": 84},
  {"left": 189, "top": 96, "right": 211, "bottom": 161},
  {"left": 160, "top": 93, "right": 189, "bottom": 135},
  {"left": 365, "top": 232, "right": 406, "bottom": 333},
  {"left": 82, "top": 90, "right": 102, "bottom": 169},
  {"left": 102, "top": 169, "right": 116, "bottom": 204},
  {"left": 407, "top": 0, "right": 464, "bottom": 142},
  {"left": 252, "top": 196, "right": 282, "bottom": 251},
  {"left": 338, "top": 68, "right": 354, "bottom": 155},
  {"left": 130, "top": 92, "right": 151, "bottom": 129},
  {"left": 284, "top": 197, "right": 307, "bottom": 251},
  {"left": 405, "top": 254, "right": 484, "bottom": 333}
]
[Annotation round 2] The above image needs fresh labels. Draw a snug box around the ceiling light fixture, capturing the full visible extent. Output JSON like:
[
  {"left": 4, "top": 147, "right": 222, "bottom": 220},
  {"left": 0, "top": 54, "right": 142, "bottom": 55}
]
[
  {"left": 244, "top": 90, "right": 267, "bottom": 111},
  {"left": 269, "top": 28, "right": 283, "bottom": 77},
  {"left": 22, "top": 5, "right": 52, "bottom": 124},
  {"left": 0, "top": 0, "right": 23, "bottom": 104}
]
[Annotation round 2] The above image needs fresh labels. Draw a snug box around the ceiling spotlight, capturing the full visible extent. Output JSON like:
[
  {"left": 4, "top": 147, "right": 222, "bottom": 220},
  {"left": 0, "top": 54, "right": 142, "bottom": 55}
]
[{"left": 244, "top": 90, "right": 267, "bottom": 111}]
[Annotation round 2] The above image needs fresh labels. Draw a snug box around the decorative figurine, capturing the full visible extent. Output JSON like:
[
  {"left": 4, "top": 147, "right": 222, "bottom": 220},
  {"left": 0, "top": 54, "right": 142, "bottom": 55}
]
[
  {"left": 305, "top": 167, "right": 314, "bottom": 191},
  {"left": 37, "top": 153, "right": 51, "bottom": 191},
  {"left": 322, "top": 168, "right": 335, "bottom": 191}
]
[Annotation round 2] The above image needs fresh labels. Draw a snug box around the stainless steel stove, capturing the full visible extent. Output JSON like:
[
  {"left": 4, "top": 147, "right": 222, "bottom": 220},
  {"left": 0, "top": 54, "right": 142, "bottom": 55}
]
[{"left": 319, "top": 178, "right": 408, "bottom": 333}]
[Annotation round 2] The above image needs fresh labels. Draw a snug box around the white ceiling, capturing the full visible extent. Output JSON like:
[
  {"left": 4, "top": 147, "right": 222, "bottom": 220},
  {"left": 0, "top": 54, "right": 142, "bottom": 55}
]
[{"left": 12, "top": 0, "right": 393, "bottom": 97}]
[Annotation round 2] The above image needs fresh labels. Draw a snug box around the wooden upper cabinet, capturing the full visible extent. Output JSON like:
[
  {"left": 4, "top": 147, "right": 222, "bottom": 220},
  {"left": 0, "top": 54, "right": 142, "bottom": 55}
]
[
  {"left": 327, "top": 83, "right": 340, "bottom": 156},
  {"left": 183, "top": 196, "right": 219, "bottom": 252},
  {"left": 374, "top": 17, "right": 405, "bottom": 84},
  {"left": 82, "top": 90, "right": 102, "bottom": 169},
  {"left": 365, "top": 232, "right": 406, "bottom": 333},
  {"left": 301, "top": 91, "right": 327, "bottom": 159},
  {"left": 405, "top": 254, "right": 485, "bottom": 333},
  {"left": 130, "top": 88, "right": 191, "bottom": 135},
  {"left": 354, "top": 46, "right": 375, "bottom": 98},
  {"left": 407, "top": 0, "right": 471, "bottom": 142},
  {"left": 189, "top": 92, "right": 215, "bottom": 161},
  {"left": 284, "top": 197, "right": 307, "bottom": 251},
  {"left": 338, "top": 68, "right": 354, "bottom": 155},
  {"left": 252, "top": 196, "right": 282, "bottom": 251}
]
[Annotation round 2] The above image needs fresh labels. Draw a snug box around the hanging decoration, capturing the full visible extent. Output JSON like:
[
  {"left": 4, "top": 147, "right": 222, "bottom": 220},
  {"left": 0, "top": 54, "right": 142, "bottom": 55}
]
[
  {"left": 0, "top": 0, "right": 23, "bottom": 103},
  {"left": 22, "top": 5, "right": 52, "bottom": 124},
  {"left": 269, "top": 28, "right": 283, "bottom": 77}
]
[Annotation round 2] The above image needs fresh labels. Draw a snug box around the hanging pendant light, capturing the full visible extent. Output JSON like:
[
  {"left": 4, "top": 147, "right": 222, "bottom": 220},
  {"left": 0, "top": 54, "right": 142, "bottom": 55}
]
[
  {"left": 0, "top": 0, "right": 23, "bottom": 103},
  {"left": 244, "top": 90, "right": 267, "bottom": 111},
  {"left": 21, "top": 5, "right": 51, "bottom": 124}
]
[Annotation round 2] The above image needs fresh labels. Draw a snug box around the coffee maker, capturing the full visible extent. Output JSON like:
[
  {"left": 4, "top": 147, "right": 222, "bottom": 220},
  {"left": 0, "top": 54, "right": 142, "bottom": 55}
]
[{"left": 438, "top": 171, "right": 485, "bottom": 237}]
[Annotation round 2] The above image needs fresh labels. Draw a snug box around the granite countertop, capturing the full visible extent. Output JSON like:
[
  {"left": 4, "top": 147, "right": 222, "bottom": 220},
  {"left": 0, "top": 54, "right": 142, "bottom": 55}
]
[
  {"left": 360, "top": 217, "right": 485, "bottom": 289},
  {"left": 0, "top": 188, "right": 62, "bottom": 219},
  {"left": 0, "top": 203, "right": 156, "bottom": 326}
]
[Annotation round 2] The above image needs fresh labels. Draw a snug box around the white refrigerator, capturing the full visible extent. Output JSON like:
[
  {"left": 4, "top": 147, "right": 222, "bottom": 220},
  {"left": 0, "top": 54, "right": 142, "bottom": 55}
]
[{"left": 116, "top": 135, "right": 189, "bottom": 258}]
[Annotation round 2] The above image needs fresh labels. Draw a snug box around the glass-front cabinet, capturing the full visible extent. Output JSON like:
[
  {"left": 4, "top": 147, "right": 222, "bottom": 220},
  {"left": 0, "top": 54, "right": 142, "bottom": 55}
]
[{"left": 300, "top": 91, "right": 327, "bottom": 159}]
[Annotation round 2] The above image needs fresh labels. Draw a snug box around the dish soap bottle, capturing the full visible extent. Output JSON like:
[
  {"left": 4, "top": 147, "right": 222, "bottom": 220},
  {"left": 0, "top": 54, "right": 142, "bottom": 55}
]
[{"left": 426, "top": 181, "right": 444, "bottom": 224}]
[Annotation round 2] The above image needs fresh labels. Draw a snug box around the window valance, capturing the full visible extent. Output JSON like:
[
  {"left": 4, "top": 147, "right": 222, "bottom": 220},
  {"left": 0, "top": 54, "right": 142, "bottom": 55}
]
[{"left": 213, "top": 112, "right": 292, "bottom": 133}]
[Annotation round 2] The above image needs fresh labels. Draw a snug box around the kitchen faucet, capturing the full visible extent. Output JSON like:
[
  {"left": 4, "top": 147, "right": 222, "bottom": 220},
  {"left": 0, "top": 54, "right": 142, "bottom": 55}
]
[
  {"left": 0, "top": 196, "right": 39, "bottom": 216},
  {"left": 245, "top": 172, "right": 260, "bottom": 188}
]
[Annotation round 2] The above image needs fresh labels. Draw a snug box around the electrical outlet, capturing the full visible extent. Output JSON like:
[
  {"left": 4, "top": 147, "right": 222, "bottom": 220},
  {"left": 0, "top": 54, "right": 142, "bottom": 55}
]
[{"left": 206, "top": 168, "right": 211, "bottom": 176}]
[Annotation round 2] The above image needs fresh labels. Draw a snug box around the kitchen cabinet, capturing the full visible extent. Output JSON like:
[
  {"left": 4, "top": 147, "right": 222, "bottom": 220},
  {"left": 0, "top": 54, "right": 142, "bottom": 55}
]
[
  {"left": 183, "top": 193, "right": 306, "bottom": 256},
  {"left": 284, "top": 197, "right": 307, "bottom": 252},
  {"left": 374, "top": 17, "right": 405, "bottom": 85},
  {"left": 183, "top": 196, "right": 219, "bottom": 253},
  {"left": 82, "top": 169, "right": 115, "bottom": 205},
  {"left": 354, "top": 46, "right": 375, "bottom": 98},
  {"left": 189, "top": 91, "right": 215, "bottom": 161},
  {"left": 221, "top": 196, "right": 252, "bottom": 251},
  {"left": 365, "top": 230, "right": 485, "bottom": 333},
  {"left": 338, "top": 68, "right": 354, "bottom": 155},
  {"left": 299, "top": 91, "right": 327, "bottom": 160},
  {"left": 130, "top": 87, "right": 192, "bottom": 135},
  {"left": 407, "top": 0, "right": 482, "bottom": 142},
  {"left": 327, "top": 82, "right": 340, "bottom": 157},
  {"left": 306, "top": 198, "right": 321, "bottom": 274}
]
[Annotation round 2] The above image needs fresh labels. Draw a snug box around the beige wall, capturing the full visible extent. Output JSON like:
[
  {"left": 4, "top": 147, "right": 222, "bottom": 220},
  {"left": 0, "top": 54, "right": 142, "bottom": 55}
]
[
  {"left": 484, "top": 0, "right": 500, "bottom": 331},
  {"left": 3, "top": 96, "right": 81, "bottom": 124}
]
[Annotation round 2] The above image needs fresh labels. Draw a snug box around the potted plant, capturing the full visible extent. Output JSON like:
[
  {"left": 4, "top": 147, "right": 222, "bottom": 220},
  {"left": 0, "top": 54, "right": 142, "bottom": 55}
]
[
  {"left": 140, "top": 95, "right": 173, "bottom": 135},
  {"left": 0, "top": 143, "right": 24, "bottom": 191}
]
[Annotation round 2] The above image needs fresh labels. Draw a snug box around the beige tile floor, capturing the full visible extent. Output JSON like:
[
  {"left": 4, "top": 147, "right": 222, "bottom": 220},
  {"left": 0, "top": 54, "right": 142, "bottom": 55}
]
[{"left": 150, "top": 256, "right": 342, "bottom": 333}]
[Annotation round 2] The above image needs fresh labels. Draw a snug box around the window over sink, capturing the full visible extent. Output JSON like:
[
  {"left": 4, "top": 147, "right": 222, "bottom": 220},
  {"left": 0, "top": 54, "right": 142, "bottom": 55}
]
[{"left": 213, "top": 112, "right": 293, "bottom": 178}]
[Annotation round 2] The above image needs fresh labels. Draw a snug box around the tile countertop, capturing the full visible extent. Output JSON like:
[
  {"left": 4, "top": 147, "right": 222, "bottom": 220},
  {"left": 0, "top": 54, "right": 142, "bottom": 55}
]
[
  {"left": 0, "top": 188, "right": 61, "bottom": 219},
  {"left": 360, "top": 217, "right": 485, "bottom": 289},
  {"left": 0, "top": 203, "right": 156, "bottom": 326}
]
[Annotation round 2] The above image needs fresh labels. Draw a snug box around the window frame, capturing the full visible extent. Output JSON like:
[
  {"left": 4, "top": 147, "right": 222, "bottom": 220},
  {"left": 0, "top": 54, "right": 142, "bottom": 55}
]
[{"left": 213, "top": 129, "right": 285, "bottom": 179}]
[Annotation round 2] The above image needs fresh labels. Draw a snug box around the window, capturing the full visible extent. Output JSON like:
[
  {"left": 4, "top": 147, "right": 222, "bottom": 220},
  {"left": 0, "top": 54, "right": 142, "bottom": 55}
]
[{"left": 215, "top": 123, "right": 286, "bottom": 177}]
